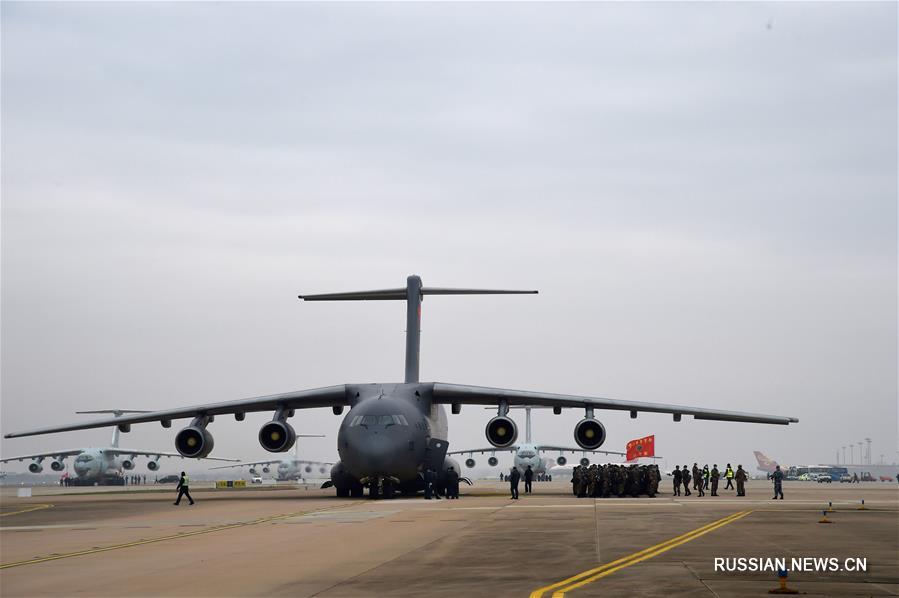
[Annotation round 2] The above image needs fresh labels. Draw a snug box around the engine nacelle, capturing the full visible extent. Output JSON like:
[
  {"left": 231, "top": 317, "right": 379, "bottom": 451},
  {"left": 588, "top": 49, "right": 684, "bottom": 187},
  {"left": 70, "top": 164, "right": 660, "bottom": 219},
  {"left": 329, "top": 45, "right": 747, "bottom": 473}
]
[
  {"left": 574, "top": 418, "right": 606, "bottom": 450},
  {"left": 465, "top": 458, "right": 476, "bottom": 468},
  {"left": 305, "top": 465, "right": 312, "bottom": 473},
  {"left": 249, "top": 467, "right": 258, "bottom": 475},
  {"left": 29, "top": 461, "right": 43, "bottom": 474},
  {"left": 485, "top": 415, "right": 518, "bottom": 448},
  {"left": 175, "top": 426, "right": 215, "bottom": 458},
  {"left": 487, "top": 456, "right": 499, "bottom": 467},
  {"left": 580, "top": 457, "right": 590, "bottom": 467},
  {"left": 122, "top": 458, "right": 136, "bottom": 470},
  {"left": 147, "top": 460, "right": 160, "bottom": 471},
  {"left": 259, "top": 420, "right": 297, "bottom": 453},
  {"left": 50, "top": 460, "right": 65, "bottom": 472},
  {"left": 262, "top": 466, "right": 270, "bottom": 474},
  {"left": 556, "top": 455, "right": 567, "bottom": 466}
]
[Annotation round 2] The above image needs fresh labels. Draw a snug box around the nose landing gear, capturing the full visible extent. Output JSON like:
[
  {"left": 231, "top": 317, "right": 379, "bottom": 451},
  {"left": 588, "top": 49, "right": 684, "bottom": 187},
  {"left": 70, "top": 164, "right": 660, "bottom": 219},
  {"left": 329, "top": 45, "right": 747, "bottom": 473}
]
[{"left": 363, "top": 476, "right": 398, "bottom": 499}]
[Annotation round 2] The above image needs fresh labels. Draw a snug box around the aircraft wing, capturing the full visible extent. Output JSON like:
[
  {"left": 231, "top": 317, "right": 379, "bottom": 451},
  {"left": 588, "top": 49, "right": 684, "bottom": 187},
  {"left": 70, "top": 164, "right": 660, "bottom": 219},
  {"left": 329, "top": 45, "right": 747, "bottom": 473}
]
[
  {"left": 107, "top": 449, "right": 238, "bottom": 462},
  {"left": 431, "top": 383, "right": 798, "bottom": 425},
  {"left": 536, "top": 445, "right": 626, "bottom": 456},
  {"left": 447, "top": 447, "right": 517, "bottom": 456},
  {"left": 4, "top": 385, "right": 349, "bottom": 439},
  {"left": 0, "top": 448, "right": 85, "bottom": 462}
]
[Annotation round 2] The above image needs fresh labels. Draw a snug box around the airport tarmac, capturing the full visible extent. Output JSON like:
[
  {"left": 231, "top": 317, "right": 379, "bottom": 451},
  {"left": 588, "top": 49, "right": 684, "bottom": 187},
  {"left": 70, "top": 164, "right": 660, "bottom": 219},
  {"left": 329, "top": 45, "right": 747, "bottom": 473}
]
[{"left": 1, "top": 480, "right": 897, "bottom": 597}]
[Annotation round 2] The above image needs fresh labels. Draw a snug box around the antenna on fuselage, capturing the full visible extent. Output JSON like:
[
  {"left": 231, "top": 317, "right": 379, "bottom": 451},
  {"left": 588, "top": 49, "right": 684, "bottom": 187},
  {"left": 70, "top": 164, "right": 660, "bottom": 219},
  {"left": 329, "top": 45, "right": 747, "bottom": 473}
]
[{"left": 299, "top": 275, "right": 537, "bottom": 383}]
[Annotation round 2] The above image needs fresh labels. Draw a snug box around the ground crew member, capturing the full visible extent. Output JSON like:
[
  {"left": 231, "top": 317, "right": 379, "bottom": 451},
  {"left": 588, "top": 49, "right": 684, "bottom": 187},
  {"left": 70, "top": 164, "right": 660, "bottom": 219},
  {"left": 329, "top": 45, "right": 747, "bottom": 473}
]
[
  {"left": 772, "top": 465, "right": 784, "bottom": 499},
  {"left": 681, "top": 465, "right": 692, "bottom": 496},
  {"left": 724, "top": 463, "right": 735, "bottom": 490},
  {"left": 509, "top": 467, "right": 521, "bottom": 500},
  {"left": 174, "top": 471, "right": 194, "bottom": 506},
  {"left": 571, "top": 466, "right": 580, "bottom": 495},
  {"left": 524, "top": 465, "right": 534, "bottom": 494},
  {"left": 735, "top": 464, "right": 747, "bottom": 496},
  {"left": 673, "top": 465, "right": 682, "bottom": 496},
  {"left": 424, "top": 467, "right": 435, "bottom": 499},
  {"left": 702, "top": 464, "right": 710, "bottom": 490},
  {"left": 710, "top": 464, "right": 720, "bottom": 496},
  {"left": 446, "top": 466, "right": 460, "bottom": 499},
  {"left": 692, "top": 463, "right": 701, "bottom": 491},
  {"left": 696, "top": 468, "right": 706, "bottom": 497}
]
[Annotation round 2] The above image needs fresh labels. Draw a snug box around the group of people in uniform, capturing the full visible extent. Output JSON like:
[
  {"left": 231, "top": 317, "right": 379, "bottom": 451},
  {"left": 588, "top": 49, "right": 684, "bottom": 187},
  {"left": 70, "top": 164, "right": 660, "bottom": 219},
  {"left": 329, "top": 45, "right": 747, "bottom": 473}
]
[
  {"left": 570, "top": 463, "right": 662, "bottom": 498},
  {"left": 672, "top": 463, "right": 748, "bottom": 497}
]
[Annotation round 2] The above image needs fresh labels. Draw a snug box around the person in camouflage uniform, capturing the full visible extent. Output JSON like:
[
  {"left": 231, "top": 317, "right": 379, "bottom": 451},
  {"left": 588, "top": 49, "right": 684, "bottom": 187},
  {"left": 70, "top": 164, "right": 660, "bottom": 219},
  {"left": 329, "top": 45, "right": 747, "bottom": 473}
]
[
  {"left": 692, "top": 463, "right": 701, "bottom": 492},
  {"left": 627, "top": 465, "right": 641, "bottom": 497},
  {"left": 571, "top": 466, "right": 581, "bottom": 496},
  {"left": 577, "top": 465, "right": 588, "bottom": 497},
  {"left": 647, "top": 464, "right": 660, "bottom": 497},
  {"left": 600, "top": 465, "right": 611, "bottom": 497},
  {"left": 735, "top": 464, "right": 747, "bottom": 497},
  {"left": 587, "top": 464, "right": 598, "bottom": 497}
]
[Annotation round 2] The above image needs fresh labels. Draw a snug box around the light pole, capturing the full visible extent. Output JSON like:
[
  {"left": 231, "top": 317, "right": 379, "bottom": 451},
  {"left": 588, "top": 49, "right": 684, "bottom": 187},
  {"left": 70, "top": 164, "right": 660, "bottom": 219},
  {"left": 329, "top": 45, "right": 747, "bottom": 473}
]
[
  {"left": 842, "top": 446, "right": 847, "bottom": 464},
  {"left": 865, "top": 438, "right": 872, "bottom": 465},
  {"left": 857, "top": 442, "right": 863, "bottom": 466}
]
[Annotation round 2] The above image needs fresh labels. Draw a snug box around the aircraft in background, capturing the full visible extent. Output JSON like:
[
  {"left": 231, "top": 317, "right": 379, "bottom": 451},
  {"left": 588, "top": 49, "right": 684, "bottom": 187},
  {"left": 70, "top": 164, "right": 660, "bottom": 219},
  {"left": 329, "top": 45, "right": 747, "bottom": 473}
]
[
  {"left": 210, "top": 436, "right": 333, "bottom": 481},
  {"left": 1, "top": 410, "right": 236, "bottom": 485},
  {"left": 5, "top": 276, "right": 798, "bottom": 498},
  {"left": 753, "top": 450, "right": 781, "bottom": 474},
  {"left": 449, "top": 407, "right": 626, "bottom": 478}
]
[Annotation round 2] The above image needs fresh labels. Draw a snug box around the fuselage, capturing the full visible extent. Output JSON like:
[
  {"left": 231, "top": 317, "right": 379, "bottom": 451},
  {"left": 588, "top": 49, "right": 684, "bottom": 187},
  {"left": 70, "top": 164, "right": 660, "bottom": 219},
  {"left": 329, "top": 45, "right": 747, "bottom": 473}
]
[
  {"left": 337, "top": 383, "right": 448, "bottom": 484},
  {"left": 513, "top": 443, "right": 547, "bottom": 475},
  {"left": 71, "top": 448, "right": 123, "bottom": 481}
]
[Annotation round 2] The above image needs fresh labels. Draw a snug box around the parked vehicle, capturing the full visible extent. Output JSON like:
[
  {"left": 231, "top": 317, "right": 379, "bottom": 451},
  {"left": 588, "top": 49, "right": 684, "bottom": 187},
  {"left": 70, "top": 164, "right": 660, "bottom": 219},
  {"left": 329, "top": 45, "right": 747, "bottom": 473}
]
[
  {"left": 839, "top": 474, "right": 852, "bottom": 483},
  {"left": 815, "top": 473, "right": 833, "bottom": 483}
]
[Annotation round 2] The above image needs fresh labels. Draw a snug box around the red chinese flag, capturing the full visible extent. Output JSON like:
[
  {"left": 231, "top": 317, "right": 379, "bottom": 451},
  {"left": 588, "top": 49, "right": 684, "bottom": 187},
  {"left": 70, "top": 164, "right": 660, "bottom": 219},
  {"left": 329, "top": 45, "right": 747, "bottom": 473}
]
[{"left": 626, "top": 435, "right": 655, "bottom": 461}]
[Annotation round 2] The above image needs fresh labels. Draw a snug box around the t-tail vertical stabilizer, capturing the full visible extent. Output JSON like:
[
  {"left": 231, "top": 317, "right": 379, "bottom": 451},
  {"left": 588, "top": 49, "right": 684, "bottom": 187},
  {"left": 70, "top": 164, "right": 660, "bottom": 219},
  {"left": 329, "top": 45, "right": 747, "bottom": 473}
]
[{"left": 299, "top": 276, "right": 537, "bottom": 383}]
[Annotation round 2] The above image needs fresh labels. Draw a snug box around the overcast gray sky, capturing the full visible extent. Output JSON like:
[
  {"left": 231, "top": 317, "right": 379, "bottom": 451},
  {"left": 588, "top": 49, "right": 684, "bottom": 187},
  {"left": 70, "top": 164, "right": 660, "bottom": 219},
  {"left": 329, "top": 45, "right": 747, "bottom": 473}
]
[{"left": 2, "top": 2, "right": 896, "bottom": 474}]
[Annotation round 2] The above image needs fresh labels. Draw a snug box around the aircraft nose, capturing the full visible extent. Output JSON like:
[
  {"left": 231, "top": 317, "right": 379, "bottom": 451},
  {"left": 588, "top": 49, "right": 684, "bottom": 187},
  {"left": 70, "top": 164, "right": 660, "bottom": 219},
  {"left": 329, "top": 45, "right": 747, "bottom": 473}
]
[{"left": 343, "top": 429, "right": 396, "bottom": 477}]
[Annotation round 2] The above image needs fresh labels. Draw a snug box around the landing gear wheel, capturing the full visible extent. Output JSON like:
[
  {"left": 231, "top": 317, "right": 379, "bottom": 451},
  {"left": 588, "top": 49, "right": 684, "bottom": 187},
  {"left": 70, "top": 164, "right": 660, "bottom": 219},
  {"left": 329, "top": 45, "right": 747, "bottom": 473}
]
[
  {"left": 350, "top": 483, "right": 364, "bottom": 498},
  {"left": 336, "top": 487, "right": 350, "bottom": 498},
  {"left": 382, "top": 479, "right": 394, "bottom": 499}
]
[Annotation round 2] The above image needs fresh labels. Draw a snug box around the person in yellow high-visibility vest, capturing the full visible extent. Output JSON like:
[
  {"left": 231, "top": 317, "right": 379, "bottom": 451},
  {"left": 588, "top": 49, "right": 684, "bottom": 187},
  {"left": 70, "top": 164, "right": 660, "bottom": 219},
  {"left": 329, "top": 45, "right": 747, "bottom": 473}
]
[
  {"left": 724, "top": 464, "right": 735, "bottom": 490},
  {"left": 174, "top": 471, "right": 194, "bottom": 506}
]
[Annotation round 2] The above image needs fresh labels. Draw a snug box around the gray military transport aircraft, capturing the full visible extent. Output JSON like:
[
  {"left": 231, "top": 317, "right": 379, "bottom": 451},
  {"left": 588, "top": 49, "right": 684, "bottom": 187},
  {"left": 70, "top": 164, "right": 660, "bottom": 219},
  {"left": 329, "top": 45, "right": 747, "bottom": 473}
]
[
  {"left": 1, "top": 411, "right": 236, "bottom": 485},
  {"left": 6, "top": 275, "right": 798, "bottom": 498}
]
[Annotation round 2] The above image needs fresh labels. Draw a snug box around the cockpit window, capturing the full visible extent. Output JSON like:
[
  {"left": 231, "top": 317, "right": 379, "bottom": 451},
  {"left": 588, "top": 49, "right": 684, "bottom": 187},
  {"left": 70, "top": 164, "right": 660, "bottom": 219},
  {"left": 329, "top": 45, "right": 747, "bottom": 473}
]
[
  {"left": 76, "top": 454, "right": 94, "bottom": 463},
  {"left": 350, "top": 415, "right": 409, "bottom": 427}
]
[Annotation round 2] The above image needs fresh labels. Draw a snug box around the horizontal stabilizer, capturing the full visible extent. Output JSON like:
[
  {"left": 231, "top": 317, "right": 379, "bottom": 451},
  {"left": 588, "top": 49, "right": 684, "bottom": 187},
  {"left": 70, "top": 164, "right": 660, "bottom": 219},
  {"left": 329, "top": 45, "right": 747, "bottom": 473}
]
[{"left": 299, "top": 287, "right": 537, "bottom": 301}]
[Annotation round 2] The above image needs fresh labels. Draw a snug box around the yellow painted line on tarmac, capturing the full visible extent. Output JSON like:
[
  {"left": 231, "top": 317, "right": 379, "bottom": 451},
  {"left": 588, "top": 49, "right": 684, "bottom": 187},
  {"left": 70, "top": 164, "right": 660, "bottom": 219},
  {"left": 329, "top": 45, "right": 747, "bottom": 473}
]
[
  {"left": 0, "top": 504, "right": 54, "bottom": 518},
  {"left": 0, "top": 503, "right": 352, "bottom": 570},
  {"left": 530, "top": 510, "right": 752, "bottom": 598}
]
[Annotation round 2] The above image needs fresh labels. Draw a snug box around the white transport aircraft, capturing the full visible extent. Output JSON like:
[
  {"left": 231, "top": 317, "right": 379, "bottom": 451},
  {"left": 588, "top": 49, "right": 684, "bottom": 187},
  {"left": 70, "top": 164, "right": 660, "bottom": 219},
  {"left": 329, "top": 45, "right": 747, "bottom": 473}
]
[
  {"left": 449, "top": 407, "right": 628, "bottom": 479},
  {"left": 210, "top": 437, "right": 333, "bottom": 481},
  {"left": 0, "top": 411, "right": 235, "bottom": 485}
]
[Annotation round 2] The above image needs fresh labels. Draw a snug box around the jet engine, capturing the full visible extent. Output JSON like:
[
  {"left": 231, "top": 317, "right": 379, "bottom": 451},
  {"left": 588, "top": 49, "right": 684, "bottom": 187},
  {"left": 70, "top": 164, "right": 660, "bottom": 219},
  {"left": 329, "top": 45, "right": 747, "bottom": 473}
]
[
  {"left": 262, "top": 466, "right": 270, "bottom": 474},
  {"left": 29, "top": 461, "right": 43, "bottom": 474},
  {"left": 580, "top": 457, "right": 590, "bottom": 467},
  {"left": 175, "top": 425, "right": 215, "bottom": 458},
  {"left": 305, "top": 465, "right": 312, "bottom": 473},
  {"left": 487, "top": 456, "right": 499, "bottom": 467},
  {"left": 485, "top": 415, "right": 518, "bottom": 448},
  {"left": 556, "top": 455, "right": 567, "bottom": 466},
  {"left": 147, "top": 460, "right": 160, "bottom": 471},
  {"left": 574, "top": 418, "right": 606, "bottom": 450},
  {"left": 122, "top": 458, "right": 136, "bottom": 470},
  {"left": 259, "top": 420, "right": 297, "bottom": 453},
  {"left": 50, "top": 460, "right": 65, "bottom": 472},
  {"left": 249, "top": 467, "right": 258, "bottom": 475},
  {"left": 465, "top": 458, "right": 476, "bottom": 468}
]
